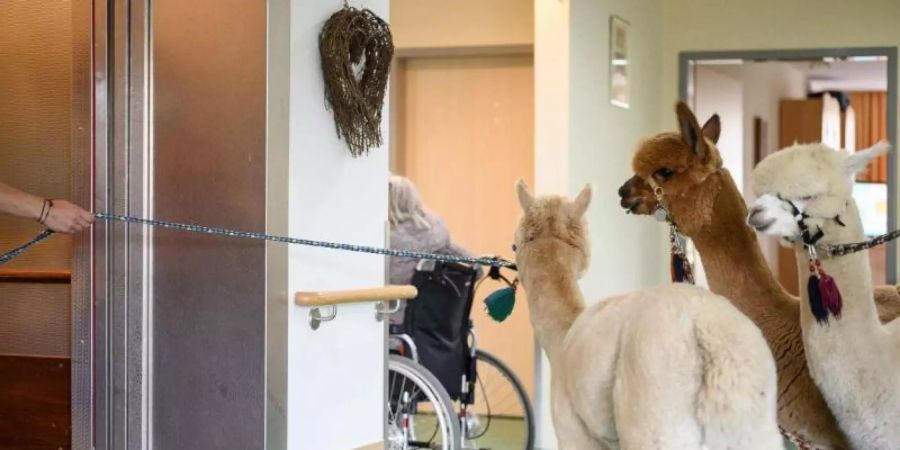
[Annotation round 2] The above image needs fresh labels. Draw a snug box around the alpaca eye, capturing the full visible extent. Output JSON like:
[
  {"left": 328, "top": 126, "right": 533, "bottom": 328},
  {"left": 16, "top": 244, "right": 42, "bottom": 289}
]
[
  {"left": 654, "top": 167, "right": 676, "bottom": 180},
  {"left": 799, "top": 195, "right": 816, "bottom": 201}
]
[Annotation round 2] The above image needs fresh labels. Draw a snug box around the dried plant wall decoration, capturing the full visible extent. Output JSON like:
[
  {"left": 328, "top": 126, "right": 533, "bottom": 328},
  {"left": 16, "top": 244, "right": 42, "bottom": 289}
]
[{"left": 319, "top": 5, "right": 394, "bottom": 157}]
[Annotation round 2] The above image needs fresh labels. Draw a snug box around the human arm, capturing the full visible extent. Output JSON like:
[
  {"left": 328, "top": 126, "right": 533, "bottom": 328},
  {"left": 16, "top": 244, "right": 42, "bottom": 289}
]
[
  {"left": 0, "top": 181, "right": 43, "bottom": 221},
  {"left": 0, "top": 182, "right": 94, "bottom": 233}
]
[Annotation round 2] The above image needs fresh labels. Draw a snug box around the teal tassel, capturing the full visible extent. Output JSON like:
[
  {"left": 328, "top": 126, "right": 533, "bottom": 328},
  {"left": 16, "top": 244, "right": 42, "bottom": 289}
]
[{"left": 484, "top": 286, "right": 517, "bottom": 322}]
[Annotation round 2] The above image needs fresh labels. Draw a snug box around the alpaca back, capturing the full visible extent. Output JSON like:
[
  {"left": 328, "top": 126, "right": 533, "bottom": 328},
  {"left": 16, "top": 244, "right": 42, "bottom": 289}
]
[{"left": 560, "top": 284, "right": 781, "bottom": 449}]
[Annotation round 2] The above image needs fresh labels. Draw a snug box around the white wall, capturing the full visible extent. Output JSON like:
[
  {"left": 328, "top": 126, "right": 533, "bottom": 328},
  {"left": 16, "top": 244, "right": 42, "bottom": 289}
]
[
  {"left": 695, "top": 66, "right": 743, "bottom": 193},
  {"left": 533, "top": 2, "right": 570, "bottom": 445},
  {"left": 272, "top": 0, "right": 391, "bottom": 448},
  {"left": 692, "top": 65, "right": 743, "bottom": 288},
  {"left": 534, "top": 0, "right": 667, "bottom": 447},
  {"left": 738, "top": 62, "right": 808, "bottom": 269}
]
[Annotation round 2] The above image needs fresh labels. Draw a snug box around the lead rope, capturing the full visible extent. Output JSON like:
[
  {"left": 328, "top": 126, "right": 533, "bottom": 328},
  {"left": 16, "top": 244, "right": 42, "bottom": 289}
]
[
  {"left": 0, "top": 213, "right": 516, "bottom": 269},
  {"left": 0, "top": 229, "right": 55, "bottom": 265},
  {"left": 826, "top": 227, "right": 900, "bottom": 257}
]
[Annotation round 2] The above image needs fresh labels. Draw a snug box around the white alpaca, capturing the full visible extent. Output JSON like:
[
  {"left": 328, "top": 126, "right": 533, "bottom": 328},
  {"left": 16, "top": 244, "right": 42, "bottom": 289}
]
[
  {"left": 514, "top": 181, "right": 782, "bottom": 450},
  {"left": 748, "top": 142, "right": 900, "bottom": 449}
]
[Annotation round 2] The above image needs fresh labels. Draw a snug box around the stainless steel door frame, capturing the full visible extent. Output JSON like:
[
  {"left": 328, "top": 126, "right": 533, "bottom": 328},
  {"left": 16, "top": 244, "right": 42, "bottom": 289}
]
[
  {"left": 91, "top": 1, "right": 271, "bottom": 448},
  {"left": 92, "top": 0, "right": 152, "bottom": 448},
  {"left": 71, "top": 0, "right": 94, "bottom": 447}
]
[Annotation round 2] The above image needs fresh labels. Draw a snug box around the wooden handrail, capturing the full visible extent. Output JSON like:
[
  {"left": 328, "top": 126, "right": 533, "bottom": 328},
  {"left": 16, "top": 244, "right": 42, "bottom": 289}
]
[
  {"left": 0, "top": 269, "right": 71, "bottom": 283},
  {"left": 295, "top": 285, "right": 417, "bottom": 307}
]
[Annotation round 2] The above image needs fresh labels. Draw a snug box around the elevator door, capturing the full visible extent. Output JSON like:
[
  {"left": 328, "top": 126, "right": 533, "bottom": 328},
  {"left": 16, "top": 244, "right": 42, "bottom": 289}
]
[{"left": 151, "top": 1, "right": 267, "bottom": 448}]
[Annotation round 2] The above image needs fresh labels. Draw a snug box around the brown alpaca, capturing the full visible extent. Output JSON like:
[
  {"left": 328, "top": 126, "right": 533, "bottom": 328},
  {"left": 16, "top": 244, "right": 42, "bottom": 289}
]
[{"left": 617, "top": 102, "right": 900, "bottom": 449}]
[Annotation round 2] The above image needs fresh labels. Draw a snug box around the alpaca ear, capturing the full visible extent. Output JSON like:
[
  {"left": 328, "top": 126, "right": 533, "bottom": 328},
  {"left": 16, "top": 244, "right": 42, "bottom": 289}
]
[
  {"left": 516, "top": 179, "right": 535, "bottom": 211},
  {"left": 844, "top": 141, "right": 890, "bottom": 176},
  {"left": 701, "top": 114, "right": 721, "bottom": 144},
  {"left": 573, "top": 184, "right": 592, "bottom": 217},
  {"left": 675, "top": 101, "right": 707, "bottom": 160}
]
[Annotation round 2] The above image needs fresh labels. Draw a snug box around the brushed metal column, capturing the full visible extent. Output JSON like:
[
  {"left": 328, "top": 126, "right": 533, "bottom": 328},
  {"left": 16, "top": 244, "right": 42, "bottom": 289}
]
[
  {"left": 94, "top": 1, "right": 267, "bottom": 447},
  {"left": 150, "top": 1, "right": 267, "bottom": 448}
]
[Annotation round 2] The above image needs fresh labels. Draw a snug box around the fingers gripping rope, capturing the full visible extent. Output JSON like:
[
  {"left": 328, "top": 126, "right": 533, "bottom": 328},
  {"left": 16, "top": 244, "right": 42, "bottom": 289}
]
[{"left": 0, "top": 213, "right": 517, "bottom": 269}]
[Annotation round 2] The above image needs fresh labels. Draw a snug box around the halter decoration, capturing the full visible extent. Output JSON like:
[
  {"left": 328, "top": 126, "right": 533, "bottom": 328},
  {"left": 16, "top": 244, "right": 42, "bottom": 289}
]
[
  {"left": 779, "top": 195, "right": 844, "bottom": 325},
  {"left": 648, "top": 180, "right": 694, "bottom": 285}
]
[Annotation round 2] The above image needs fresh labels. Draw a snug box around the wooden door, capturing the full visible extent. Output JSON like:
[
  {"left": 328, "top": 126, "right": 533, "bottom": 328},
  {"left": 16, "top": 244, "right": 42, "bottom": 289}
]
[{"left": 393, "top": 54, "right": 535, "bottom": 410}]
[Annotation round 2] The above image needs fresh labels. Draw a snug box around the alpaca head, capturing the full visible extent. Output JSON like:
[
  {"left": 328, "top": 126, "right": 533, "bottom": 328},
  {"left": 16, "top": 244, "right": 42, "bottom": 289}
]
[
  {"left": 747, "top": 142, "right": 890, "bottom": 244},
  {"left": 617, "top": 102, "right": 724, "bottom": 235},
  {"left": 514, "top": 180, "right": 592, "bottom": 278}
]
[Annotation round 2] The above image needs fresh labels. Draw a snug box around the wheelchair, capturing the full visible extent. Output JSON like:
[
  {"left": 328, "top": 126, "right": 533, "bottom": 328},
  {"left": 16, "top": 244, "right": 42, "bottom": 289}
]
[{"left": 386, "top": 260, "right": 535, "bottom": 450}]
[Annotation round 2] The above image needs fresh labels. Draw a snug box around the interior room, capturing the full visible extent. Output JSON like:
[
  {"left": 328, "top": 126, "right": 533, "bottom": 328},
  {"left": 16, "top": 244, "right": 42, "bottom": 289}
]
[
  {"left": 1, "top": 1, "right": 899, "bottom": 449},
  {"left": 687, "top": 55, "right": 892, "bottom": 293}
]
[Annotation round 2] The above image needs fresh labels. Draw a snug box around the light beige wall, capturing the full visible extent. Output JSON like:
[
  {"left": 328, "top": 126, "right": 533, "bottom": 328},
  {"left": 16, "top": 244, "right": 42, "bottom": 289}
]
[
  {"left": 660, "top": 0, "right": 900, "bottom": 278},
  {"left": 390, "top": 0, "right": 533, "bottom": 51},
  {"left": 568, "top": 0, "right": 667, "bottom": 307},
  {"left": 661, "top": 0, "right": 900, "bottom": 125},
  {"left": 535, "top": 0, "right": 667, "bottom": 446}
]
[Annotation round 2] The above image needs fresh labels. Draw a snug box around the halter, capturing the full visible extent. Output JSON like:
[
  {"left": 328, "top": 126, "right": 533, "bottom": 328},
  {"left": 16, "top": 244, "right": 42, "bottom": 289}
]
[
  {"left": 648, "top": 180, "right": 695, "bottom": 285},
  {"left": 774, "top": 194, "right": 847, "bottom": 325},
  {"left": 777, "top": 195, "right": 828, "bottom": 246}
]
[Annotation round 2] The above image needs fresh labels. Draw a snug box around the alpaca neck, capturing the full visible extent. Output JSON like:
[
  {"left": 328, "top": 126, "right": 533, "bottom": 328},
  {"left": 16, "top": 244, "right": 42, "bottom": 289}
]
[
  {"left": 794, "top": 199, "right": 880, "bottom": 334},
  {"left": 688, "top": 171, "right": 791, "bottom": 313},
  {"left": 520, "top": 243, "right": 586, "bottom": 358}
]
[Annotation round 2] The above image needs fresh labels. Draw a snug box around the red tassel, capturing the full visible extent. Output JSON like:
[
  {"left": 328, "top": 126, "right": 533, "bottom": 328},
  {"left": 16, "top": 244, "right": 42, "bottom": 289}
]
[{"left": 818, "top": 270, "right": 843, "bottom": 319}]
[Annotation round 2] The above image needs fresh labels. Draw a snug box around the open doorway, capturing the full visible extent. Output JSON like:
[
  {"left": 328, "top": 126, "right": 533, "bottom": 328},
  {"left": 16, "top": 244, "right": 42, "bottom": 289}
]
[
  {"left": 681, "top": 49, "right": 897, "bottom": 294},
  {"left": 390, "top": 52, "right": 536, "bottom": 401}
]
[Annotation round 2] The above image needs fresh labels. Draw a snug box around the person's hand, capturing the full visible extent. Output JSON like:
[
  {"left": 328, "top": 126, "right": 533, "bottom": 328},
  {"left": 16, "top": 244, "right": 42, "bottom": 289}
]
[{"left": 43, "top": 200, "right": 94, "bottom": 233}]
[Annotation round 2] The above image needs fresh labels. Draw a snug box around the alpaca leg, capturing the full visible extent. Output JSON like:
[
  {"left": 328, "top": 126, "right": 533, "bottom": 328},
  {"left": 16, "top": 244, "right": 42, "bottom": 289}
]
[{"left": 551, "top": 389, "right": 603, "bottom": 450}]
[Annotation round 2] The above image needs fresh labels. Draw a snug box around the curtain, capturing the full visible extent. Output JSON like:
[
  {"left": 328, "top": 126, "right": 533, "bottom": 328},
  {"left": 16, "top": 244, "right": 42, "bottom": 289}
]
[{"left": 849, "top": 91, "right": 888, "bottom": 182}]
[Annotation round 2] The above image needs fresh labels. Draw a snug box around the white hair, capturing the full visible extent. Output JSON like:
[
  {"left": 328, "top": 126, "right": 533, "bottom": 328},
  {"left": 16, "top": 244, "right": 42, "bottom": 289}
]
[{"left": 388, "top": 175, "right": 431, "bottom": 229}]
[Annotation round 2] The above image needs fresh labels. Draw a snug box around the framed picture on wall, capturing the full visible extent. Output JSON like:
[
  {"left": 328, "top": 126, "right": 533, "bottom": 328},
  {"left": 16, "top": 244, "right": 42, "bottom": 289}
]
[{"left": 609, "top": 15, "right": 630, "bottom": 109}]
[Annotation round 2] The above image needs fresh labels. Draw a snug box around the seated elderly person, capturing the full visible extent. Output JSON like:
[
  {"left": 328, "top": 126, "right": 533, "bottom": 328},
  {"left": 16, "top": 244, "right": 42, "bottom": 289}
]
[{"left": 387, "top": 175, "right": 480, "bottom": 323}]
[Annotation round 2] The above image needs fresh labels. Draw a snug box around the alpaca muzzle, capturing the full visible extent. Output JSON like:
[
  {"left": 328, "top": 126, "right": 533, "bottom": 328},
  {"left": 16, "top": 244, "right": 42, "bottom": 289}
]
[{"left": 618, "top": 176, "right": 651, "bottom": 214}]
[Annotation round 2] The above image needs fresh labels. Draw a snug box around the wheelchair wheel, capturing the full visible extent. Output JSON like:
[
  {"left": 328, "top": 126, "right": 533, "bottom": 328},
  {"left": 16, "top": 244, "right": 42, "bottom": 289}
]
[
  {"left": 387, "top": 355, "right": 461, "bottom": 450},
  {"left": 464, "top": 350, "right": 535, "bottom": 450}
]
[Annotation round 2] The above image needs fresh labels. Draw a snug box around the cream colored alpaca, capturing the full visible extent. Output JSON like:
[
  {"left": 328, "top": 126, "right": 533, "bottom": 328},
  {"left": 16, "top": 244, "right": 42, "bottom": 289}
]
[
  {"left": 749, "top": 142, "right": 900, "bottom": 449},
  {"left": 514, "top": 181, "right": 782, "bottom": 450}
]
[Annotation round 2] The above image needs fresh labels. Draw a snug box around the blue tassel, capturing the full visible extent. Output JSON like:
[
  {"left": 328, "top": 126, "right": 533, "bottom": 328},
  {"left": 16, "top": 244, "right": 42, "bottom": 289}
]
[
  {"left": 807, "top": 274, "right": 829, "bottom": 325},
  {"left": 672, "top": 253, "right": 688, "bottom": 283}
]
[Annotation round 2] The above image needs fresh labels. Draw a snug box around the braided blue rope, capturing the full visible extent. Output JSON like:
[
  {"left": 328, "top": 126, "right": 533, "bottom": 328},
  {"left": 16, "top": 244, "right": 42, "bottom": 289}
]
[
  {"left": 0, "top": 229, "right": 55, "bottom": 265},
  {"left": 0, "top": 213, "right": 516, "bottom": 269}
]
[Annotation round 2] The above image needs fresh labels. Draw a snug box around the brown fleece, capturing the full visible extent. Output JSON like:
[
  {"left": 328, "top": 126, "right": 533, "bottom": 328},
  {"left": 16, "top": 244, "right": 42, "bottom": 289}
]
[{"left": 617, "top": 102, "right": 900, "bottom": 448}]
